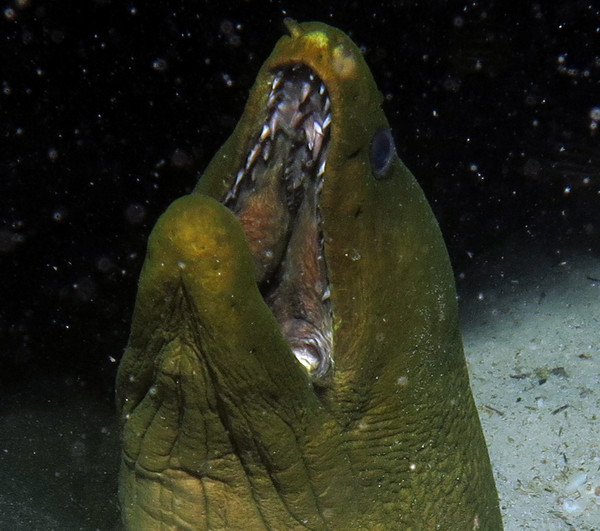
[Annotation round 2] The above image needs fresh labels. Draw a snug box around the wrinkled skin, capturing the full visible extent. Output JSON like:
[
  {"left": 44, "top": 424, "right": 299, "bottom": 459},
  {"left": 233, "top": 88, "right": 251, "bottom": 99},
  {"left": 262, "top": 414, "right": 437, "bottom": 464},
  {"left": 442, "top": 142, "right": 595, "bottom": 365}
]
[{"left": 116, "top": 20, "right": 503, "bottom": 530}]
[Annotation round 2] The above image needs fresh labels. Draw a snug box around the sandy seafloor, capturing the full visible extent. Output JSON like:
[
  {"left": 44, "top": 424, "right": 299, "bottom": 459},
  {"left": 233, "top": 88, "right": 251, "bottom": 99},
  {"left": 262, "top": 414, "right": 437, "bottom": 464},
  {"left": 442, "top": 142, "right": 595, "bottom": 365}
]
[
  {"left": 462, "top": 234, "right": 600, "bottom": 530},
  {"left": 1, "top": 234, "right": 599, "bottom": 530}
]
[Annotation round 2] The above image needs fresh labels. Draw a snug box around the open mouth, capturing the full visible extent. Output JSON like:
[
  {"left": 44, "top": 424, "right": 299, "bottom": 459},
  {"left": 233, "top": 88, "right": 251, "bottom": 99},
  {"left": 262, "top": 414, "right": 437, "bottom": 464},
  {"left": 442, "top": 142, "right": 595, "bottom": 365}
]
[{"left": 223, "top": 65, "right": 333, "bottom": 382}]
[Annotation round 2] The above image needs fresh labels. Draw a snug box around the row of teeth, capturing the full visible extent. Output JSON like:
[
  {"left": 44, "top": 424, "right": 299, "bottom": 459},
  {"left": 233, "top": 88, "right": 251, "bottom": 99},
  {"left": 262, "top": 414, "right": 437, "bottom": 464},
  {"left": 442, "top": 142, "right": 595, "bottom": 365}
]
[{"left": 224, "top": 67, "right": 332, "bottom": 204}]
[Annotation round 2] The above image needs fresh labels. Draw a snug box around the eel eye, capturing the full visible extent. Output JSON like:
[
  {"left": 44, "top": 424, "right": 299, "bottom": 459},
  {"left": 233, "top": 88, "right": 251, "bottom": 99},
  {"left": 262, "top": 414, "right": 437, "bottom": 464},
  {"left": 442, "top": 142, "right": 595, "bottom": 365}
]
[{"left": 370, "top": 127, "right": 396, "bottom": 179}]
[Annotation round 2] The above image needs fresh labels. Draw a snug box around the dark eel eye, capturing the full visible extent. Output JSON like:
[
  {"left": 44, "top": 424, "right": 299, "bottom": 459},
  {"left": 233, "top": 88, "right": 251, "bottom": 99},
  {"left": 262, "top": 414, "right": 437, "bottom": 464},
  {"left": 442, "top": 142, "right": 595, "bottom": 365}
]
[{"left": 370, "top": 127, "right": 396, "bottom": 179}]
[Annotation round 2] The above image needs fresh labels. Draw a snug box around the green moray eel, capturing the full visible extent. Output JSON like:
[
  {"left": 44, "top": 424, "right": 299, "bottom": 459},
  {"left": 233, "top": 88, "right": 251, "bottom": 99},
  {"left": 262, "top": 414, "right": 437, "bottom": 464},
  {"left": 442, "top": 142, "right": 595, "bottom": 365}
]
[{"left": 116, "top": 19, "right": 503, "bottom": 530}]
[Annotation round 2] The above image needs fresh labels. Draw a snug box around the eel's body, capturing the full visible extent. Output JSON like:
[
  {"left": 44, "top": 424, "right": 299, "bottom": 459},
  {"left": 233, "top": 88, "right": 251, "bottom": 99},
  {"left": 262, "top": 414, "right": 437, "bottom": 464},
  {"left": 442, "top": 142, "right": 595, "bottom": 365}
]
[{"left": 116, "top": 20, "right": 502, "bottom": 530}]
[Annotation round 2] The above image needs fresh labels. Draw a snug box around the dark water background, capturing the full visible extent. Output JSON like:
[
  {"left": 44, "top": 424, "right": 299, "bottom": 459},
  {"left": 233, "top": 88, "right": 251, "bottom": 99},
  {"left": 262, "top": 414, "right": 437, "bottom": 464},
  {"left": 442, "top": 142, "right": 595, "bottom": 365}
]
[{"left": 1, "top": 2, "right": 598, "bottom": 529}]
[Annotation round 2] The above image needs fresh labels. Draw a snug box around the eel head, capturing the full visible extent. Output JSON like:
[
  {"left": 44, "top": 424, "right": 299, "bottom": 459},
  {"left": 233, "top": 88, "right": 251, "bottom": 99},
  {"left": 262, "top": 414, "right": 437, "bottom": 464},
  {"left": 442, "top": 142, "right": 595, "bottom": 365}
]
[{"left": 116, "top": 20, "right": 502, "bottom": 530}]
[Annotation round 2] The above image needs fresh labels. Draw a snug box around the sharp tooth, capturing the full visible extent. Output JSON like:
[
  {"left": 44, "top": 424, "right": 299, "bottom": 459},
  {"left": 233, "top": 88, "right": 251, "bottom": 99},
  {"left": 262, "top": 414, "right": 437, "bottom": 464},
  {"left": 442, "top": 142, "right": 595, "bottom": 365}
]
[
  {"left": 313, "top": 133, "right": 323, "bottom": 158},
  {"left": 272, "top": 75, "right": 282, "bottom": 91},
  {"left": 260, "top": 124, "right": 270, "bottom": 141},
  {"left": 231, "top": 169, "right": 244, "bottom": 195},
  {"left": 313, "top": 121, "right": 323, "bottom": 136},
  {"left": 234, "top": 169, "right": 244, "bottom": 186},
  {"left": 319, "top": 83, "right": 326, "bottom": 96},
  {"left": 324, "top": 97, "right": 331, "bottom": 113},
  {"left": 269, "top": 111, "right": 280, "bottom": 135},
  {"left": 317, "top": 159, "right": 326, "bottom": 177},
  {"left": 262, "top": 140, "right": 271, "bottom": 160},
  {"left": 290, "top": 110, "right": 304, "bottom": 128},
  {"left": 321, "top": 286, "right": 331, "bottom": 302},
  {"left": 245, "top": 144, "right": 261, "bottom": 170},
  {"left": 300, "top": 81, "right": 311, "bottom": 103},
  {"left": 304, "top": 122, "right": 315, "bottom": 150},
  {"left": 309, "top": 73, "right": 315, "bottom": 82},
  {"left": 322, "top": 114, "right": 331, "bottom": 129}
]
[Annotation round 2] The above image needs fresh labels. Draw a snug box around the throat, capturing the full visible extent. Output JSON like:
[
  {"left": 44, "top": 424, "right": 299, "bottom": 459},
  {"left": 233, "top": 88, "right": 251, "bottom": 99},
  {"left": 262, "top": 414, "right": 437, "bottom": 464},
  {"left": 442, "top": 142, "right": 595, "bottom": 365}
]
[{"left": 222, "top": 65, "right": 333, "bottom": 381}]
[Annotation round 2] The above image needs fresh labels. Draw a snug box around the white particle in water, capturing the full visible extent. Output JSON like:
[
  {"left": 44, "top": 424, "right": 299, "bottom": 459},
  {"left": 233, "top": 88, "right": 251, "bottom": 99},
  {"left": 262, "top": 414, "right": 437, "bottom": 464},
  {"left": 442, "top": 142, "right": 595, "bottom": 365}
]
[
  {"left": 397, "top": 376, "right": 409, "bottom": 386},
  {"left": 222, "top": 72, "right": 233, "bottom": 87},
  {"left": 345, "top": 248, "right": 361, "bottom": 261},
  {"left": 152, "top": 58, "right": 167, "bottom": 72}
]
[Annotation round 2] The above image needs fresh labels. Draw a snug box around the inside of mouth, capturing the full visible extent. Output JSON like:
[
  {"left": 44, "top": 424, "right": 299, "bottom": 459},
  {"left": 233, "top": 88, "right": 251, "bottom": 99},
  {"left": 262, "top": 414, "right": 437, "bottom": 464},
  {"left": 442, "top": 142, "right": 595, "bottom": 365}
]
[{"left": 223, "top": 65, "right": 333, "bottom": 381}]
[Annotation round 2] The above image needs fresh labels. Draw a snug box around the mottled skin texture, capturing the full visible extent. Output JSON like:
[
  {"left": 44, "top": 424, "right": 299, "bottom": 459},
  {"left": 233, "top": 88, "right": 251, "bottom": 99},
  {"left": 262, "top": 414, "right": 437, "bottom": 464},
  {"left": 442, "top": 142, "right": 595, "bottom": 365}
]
[{"left": 116, "top": 21, "right": 503, "bottom": 530}]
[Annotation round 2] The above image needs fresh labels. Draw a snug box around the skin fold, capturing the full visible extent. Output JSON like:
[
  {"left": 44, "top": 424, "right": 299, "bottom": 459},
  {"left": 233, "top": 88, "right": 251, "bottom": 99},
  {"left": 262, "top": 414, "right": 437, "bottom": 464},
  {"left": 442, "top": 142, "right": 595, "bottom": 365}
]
[{"left": 116, "top": 20, "right": 503, "bottom": 530}]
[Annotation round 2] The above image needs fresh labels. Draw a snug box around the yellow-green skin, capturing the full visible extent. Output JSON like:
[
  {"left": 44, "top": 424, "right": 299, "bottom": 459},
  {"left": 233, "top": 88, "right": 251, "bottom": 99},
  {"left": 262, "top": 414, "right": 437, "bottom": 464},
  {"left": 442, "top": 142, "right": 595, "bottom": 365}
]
[{"left": 116, "top": 20, "right": 503, "bottom": 530}]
